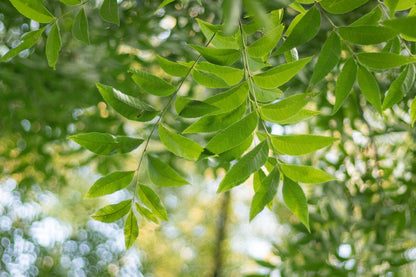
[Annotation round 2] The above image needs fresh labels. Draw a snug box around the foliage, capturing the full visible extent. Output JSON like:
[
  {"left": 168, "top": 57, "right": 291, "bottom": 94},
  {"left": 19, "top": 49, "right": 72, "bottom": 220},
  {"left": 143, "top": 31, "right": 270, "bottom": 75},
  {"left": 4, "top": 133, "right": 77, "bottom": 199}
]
[{"left": 2, "top": 0, "right": 416, "bottom": 275}]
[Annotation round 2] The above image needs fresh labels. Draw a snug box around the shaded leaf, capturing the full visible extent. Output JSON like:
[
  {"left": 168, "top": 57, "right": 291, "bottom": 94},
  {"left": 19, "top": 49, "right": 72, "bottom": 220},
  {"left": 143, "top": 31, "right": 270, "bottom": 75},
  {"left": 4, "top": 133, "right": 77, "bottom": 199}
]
[
  {"left": 247, "top": 25, "right": 284, "bottom": 58},
  {"left": 192, "top": 69, "right": 229, "bottom": 88},
  {"left": 250, "top": 166, "right": 280, "bottom": 221},
  {"left": 217, "top": 141, "right": 269, "bottom": 193},
  {"left": 9, "top": 0, "right": 54, "bottom": 23},
  {"left": 68, "top": 132, "right": 144, "bottom": 155},
  {"left": 91, "top": 200, "right": 131, "bottom": 223},
  {"left": 253, "top": 57, "right": 312, "bottom": 89},
  {"left": 383, "top": 16, "right": 416, "bottom": 39},
  {"left": 183, "top": 104, "right": 245, "bottom": 133},
  {"left": 333, "top": 58, "right": 357, "bottom": 113},
  {"left": 156, "top": 0, "right": 175, "bottom": 12},
  {"left": 222, "top": 0, "right": 241, "bottom": 35},
  {"left": 338, "top": 26, "right": 398, "bottom": 45},
  {"left": 277, "top": 109, "right": 321, "bottom": 125},
  {"left": 357, "top": 52, "right": 416, "bottom": 69},
  {"left": 205, "top": 112, "right": 258, "bottom": 154},
  {"left": 349, "top": 6, "right": 382, "bottom": 26},
  {"left": 147, "top": 155, "right": 188, "bottom": 187},
  {"left": 124, "top": 211, "right": 139, "bottom": 249},
  {"left": 204, "top": 82, "right": 249, "bottom": 114},
  {"left": 46, "top": 23, "right": 61, "bottom": 69},
  {"left": 282, "top": 177, "right": 309, "bottom": 231},
  {"left": 218, "top": 134, "right": 253, "bottom": 161},
  {"left": 253, "top": 169, "right": 266, "bottom": 192},
  {"left": 157, "top": 56, "right": 190, "bottom": 77},
  {"left": 159, "top": 124, "right": 204, "bottom": 160},
  {"left": 274, "top": 6, "right": 320, "bottom": 55},
  {"left": 196, "top": 19, "right": 240, "bottom": 49},
  {"left": 60, "top": 0, "right": 81, "bottom": 5},
  {"left": 175, "top": 96, "right": 219, "bottom": 118},
  {"left": 254, "top": 86, "right": 283, "bottom": 103},
  {"left": 188, "top": 44, "right": 241, "bottom": 66},
  {"left": 357, "top": 66, "right": 382, "bottom": 113},
  {"left": 280, "top": 164, "right": 336, "bottom": 183},
  {"left": 86, "top": 171, "right": 135, "bottom": 198},
  {"left": 96, "top": 83, "right": 157, "bottom": 122},
  {"left": 72, "top": 8, "right": 89, "bottom": 44},
  {"left": 0, "top": 27, "right": 45, "bottom": 62},
  {"left": 137, "top": 185, "right": 168, "bottom": 221},
  {"left": 131, "top": 70, "right": 176, "bottom": 96},
  {"left": 100, "top": 0, "right": 119, "bottom": 26},
  {"left": 319, "top": 0, "right": 370, "bottom": 14},
  {"left": 310, "top": 32, "right": 341, "bottom": 84},
  {"left": 196, "top": 62, "right": 244, "bottom": 86},
  {"left": 383, "top": 66, "right": 409, "bottom": 110}
]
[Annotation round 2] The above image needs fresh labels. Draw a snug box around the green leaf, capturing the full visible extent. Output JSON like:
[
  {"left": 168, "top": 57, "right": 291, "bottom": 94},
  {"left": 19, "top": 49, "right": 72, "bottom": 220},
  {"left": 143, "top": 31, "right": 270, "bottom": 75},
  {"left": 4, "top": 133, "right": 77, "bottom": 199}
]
[
  {"left": 135, "top": 203, "right": 159, "bottom": 224},
  {"left": 276, "top": 109, "right": 321, "bottom": 125},
  {"left": 100, "top": 0, "right": 119, "bottom": 26},
  {"left": 403, "top": 64, "right": 416, "bottom": 92},
  {"left": 91, "top": 200, "right": 131, "bottom": 223},
  {"left": 410, "top": 96, "right": 416, "bottom": 126},
  {"left": 131, "top": 70, "right": 176, "bottom": 96},
  {"left": 46, "top": 23, "right": 62, "bottom": 70},
  {"left": 217, "top": 141, "right": 269, "bottom": 193},
  {"left": 147, "top": 155, "right": 188, "bottom": 187},
  {"left": 254, "top": 86, "right": 283, "bottom": 103},
  {"left": 0, "top": 27, "right": 45, "bottom": 62},
  {"left": 268, "top": 134, "right": 338, "bottom": 155},
  {"left": 333, "top": 58, "right": 357, "bottom": 113},
  {"left": 196, "top": 19, "right": 240, "bottom": 49},
  {"left": 9, "top": 0, "right": 54, "bottom": 23},
  {"left": 250, "top": 166, "right": 280, "bottom": 221},
  {"left": 204, "top": 82, "right": 249, "bottom": 114},
  {"left": 124, "top": 211, "right": 139, "bottom": 249},
  {"left": 282, "top": 177, "right": 309, "bottom": 231},
  {"left": 96, "top": 83, "right": 157, "bottom": 122},
  {"left": 137, "top": 185, "right": 168, "bottom": 221},
  {"left": 159, "top": 124, "right": 204, "bottom": 160},
  {"left": 274, "top": 6, "right": 320, "bottom": 55},
  {"left": 222, "top": 0, "right": 241, "bottom": 35},
  {"left": 72, "top": 8, "right": 89, "bottom": 44},
  {"left": 156, "top": 0, "right": 175, "bottom": 12},
  {"left": 253, "top": 57, "right": 312, "bottom": 89},
  {"left": 218, "top": 134, "right": 253, "bottom": 161},
  {"left": 188, "top": 44, "right": 241, "bottom": 66},
  {"left": 196, "top": 62, "right": 244, "bottom": 86},
  {"left": 280, "top": 164, "right": 336, "bottom": 183},
  {"left": 205, "top": 112, "right": 258, "bottom": 154},
  {"left": 319, "top": 0, "right": 370, "bottom": 14},
  {"left": 357, "top": 52, "right": 416, "bottom": 69},
  {"left": 68, "top": 132, "right": 144, "bottom": 155},
  {"left": 60, "top": 0, "right": 81, "bottom": 5},
  {"left": 253, "top": 169, "right": 266, "bottom": 192},
  {"left": 183, "top": 104, "right": 245, "bottom": 133},
  {"left": 357, "top": 66, "right": 382, "bottom": 113},
  {"left": 310, "top": 32, "right": 341, "bottom": 85},
  {"left": 382, "top": 66, "right": 409, "bottom": 110},
  {"left": 284, "top": 48, "right": 299, "bottom": 63},
  {"left": 259, "top": 93, "right": 314, "bottom": 123},
  {"left": 248, "top": 56, "right": 271, "bottom": 71},
  {"left": 383, "top": 16, "right": 416, "bottom": 39},
  {"left": 157, "top": 56, "right": 191, "bottom": 77},
  {"left": 338, "top": 26, "right": 398, "bottom": 45},
  {"left": 247, "top": 25, "right": 284, "bottom": 58},
  {"left": 86, "top": 171, "right": 135, "bottom": 198},
  {"left": 349, "top": 6, "right": 382, "bottom": 27},
  {"left": 192, "top": 69, "right": 229, "bottom": 88},
  {"left": 175, "top": 96, "right": 219, "bottom": 118}
]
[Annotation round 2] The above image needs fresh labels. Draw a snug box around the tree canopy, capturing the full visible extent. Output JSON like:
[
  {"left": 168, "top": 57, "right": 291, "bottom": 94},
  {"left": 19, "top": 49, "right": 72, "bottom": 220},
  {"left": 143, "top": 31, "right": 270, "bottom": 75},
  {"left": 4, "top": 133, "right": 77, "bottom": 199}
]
[{"left": 2, "top": 0, "right": 416, "bottom": 275}]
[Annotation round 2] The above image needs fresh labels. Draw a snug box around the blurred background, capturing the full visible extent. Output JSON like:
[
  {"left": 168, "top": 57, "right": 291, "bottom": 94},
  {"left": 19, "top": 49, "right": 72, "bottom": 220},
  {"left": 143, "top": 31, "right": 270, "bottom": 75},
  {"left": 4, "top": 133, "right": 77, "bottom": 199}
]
[{"left": 1, "top": 0, "right": 416, "bottom": 276}]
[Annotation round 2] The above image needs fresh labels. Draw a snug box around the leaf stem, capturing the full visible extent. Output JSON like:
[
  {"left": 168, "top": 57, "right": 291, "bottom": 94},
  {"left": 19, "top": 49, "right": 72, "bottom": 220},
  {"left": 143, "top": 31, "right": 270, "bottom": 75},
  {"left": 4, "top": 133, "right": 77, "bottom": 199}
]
[{"left": 132, "top": 32, "right": 217, "bottom": 205}]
